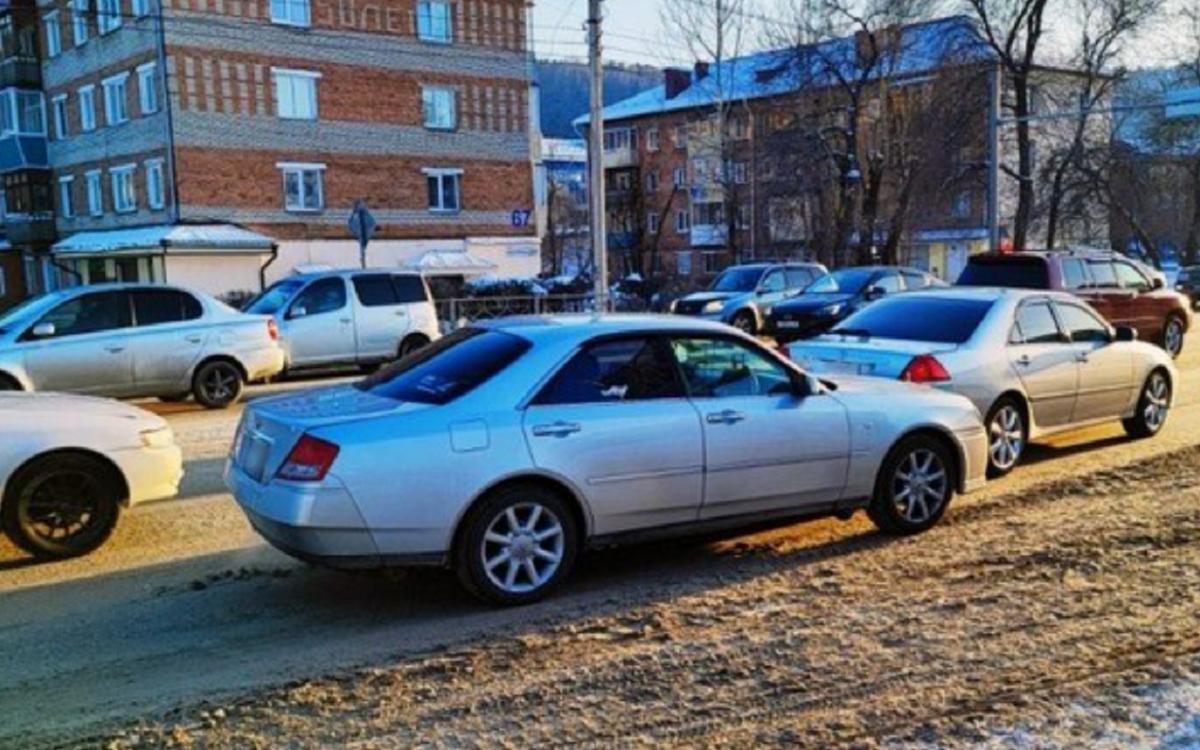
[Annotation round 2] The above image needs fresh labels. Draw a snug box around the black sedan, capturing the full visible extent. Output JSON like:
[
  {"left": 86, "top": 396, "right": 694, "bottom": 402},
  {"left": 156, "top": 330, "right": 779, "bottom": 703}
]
[{"left": 765, "top": 266, "right": 945, "bottom": 341}]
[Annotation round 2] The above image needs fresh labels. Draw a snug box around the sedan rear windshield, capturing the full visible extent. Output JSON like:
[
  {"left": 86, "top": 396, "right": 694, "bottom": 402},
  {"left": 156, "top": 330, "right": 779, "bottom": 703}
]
[
  {"left": 243, "top": 280, "right": 305, "bottom": 315},
  {"left": 957, "top": 257, "right": 1050, "bottom": 289},
  {"left": 356, "top": 328, "right": 531, "bottom": 405},
  {"left": 832, "top": 297, "right": 995, "bottom": 344}
]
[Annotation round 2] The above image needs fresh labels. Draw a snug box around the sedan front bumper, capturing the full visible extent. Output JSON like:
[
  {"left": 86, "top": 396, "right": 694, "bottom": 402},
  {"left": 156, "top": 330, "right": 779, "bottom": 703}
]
[
  {"left": 111, "top": 444, "right": 184, "bottom": 506},
  {"left": 955, "top": 424, "right": 989, "bottom": 495}
]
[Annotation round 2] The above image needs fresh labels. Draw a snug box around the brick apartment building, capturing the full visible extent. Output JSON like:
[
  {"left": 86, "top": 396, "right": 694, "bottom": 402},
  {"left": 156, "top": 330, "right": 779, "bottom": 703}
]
[
  {"left": 576, "top": 16, "right": 1110, "bottom": 286},
  {"left": 0, "top": 0, "right": 538, "bottom": 307}
]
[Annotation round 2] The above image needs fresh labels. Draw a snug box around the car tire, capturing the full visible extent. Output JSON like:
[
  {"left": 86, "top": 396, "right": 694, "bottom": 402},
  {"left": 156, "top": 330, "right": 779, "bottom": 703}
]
[
  {"left": 984, "top": 396, "right": 1027, "bottom": 478},
  {"left": 192, "top": 360, "right": 244, "bottom": 409},
  {"left": 398, "top": 334, "right": 430, "bottom": 359},
  {"left": 455, "top": 483, "right": 579, "bottom": 606},
  {"left": 1123, "top": 369, "right": 1171, "bottom": 439},
  {"left": 1, "top": 453, "right": 122, "bottom": 559},
  {"left": 158, "top": 393, "right": 190, "bottom": 403},
  {"left": 730, "top": 310, "right": 757, "bottom": 336},
  {"left": 1162, "top": 314, "right": 1185, "bottom": 359},
  {"left": 0, "top": 372, "right": 21, "bottom": 391},
  {"left": 867, "top": 434, "right": 955, "bottom": 536}
]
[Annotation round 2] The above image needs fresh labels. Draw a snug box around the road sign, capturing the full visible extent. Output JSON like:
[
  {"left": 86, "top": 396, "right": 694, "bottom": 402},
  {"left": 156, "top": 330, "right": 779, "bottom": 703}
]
[{"left": 348, "top": 200, "right": 376, "bottom": 268}]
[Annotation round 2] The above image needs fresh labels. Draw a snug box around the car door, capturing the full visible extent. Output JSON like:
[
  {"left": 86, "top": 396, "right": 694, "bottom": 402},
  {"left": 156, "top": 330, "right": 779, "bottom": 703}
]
[
  {"left": 1078, "top": 260, "right": 1131, "bottom": 326},
  {"left": 1007, "top": 299, "right": 1078, "bottom": 428},
  {"left": 351, "top": 274, "right": 409, "bottom": 361},
  {"left": 755, "top": 268, "right": 790, "bottom": 307},
  {"left": 668, "top": 335, "right": 850, "bottom": 520},
  {"left": 20, "top": 290, "right": 135, "bottom": 395},
  {"left": 391, "top": 274, "right": 434, "bottom": 336},
  {"left": 1112, "top": 260, "right": 1160, "bottom": 339},
  {"left": 522, "top": 336, "right": 704, "bottom": 535},
  {"left": 1054, "top": 301, "right": 1135, "bottom": 423},
  {"left": 128, "top": 288, "right": 208, "bottom": 392},
  {"left": 283, "top": 277, "right": 355, "bottom": 367}
]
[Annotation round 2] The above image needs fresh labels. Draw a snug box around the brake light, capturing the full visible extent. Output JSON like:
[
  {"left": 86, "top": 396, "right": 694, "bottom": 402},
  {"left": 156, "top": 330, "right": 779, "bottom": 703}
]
[
  {"left": 900, "top": 354, "right": 951, "bottom": 383},
  {"left": 276, "top": 435, "right": 340, "bottom": 482},
  {"left": 267, "top": 318, "right": 279, "bottom": 341}
]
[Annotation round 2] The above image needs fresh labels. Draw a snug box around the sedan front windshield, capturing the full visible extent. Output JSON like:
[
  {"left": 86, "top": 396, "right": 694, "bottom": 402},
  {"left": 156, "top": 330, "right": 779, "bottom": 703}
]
[
  {"left": 805, "top": 269, "right": 875, "bottom": 295},
  {"left": 709, "top": 267, "right": 763, "bottom": 293},
  {"left": 243, "top": 279, "right": 305, "bottom": 315}
]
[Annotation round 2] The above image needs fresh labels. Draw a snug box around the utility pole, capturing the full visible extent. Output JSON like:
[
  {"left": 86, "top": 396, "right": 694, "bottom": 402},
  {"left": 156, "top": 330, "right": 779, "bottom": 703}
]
[
  {"left": 987, "top": 63, "right": 1001, "bottom": 253},
  {"left": 586, "top": 0, "right": 608, "bottom": 312}
]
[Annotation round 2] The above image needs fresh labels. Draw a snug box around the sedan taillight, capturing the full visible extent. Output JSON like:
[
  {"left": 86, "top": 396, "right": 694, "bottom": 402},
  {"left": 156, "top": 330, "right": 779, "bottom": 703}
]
[
  {"left": 900, "top": 354, "right": 951, "bottom": 384},
  {"left": 267, "top": 319, "right": 279, "bottom": 341},
  {"left": 277, "top": 435, "right": 340, "bottom": 482}
]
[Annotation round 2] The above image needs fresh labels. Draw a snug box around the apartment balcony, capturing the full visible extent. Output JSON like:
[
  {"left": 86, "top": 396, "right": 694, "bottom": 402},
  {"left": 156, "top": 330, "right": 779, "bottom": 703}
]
[
  {"left": 603, "top": 146, "right": 637, "bottom": 169},
  {"left": 0, "top": 57, "right": 41, "bottom": 89},
  {"left": 0, "top": 132, "right": 47, "bottom": 172},
  {"left": 690, "top": 224, "right": 729, "bottom": 248},
  {"left": 5, "top": 212, "right": 56, "bottom": 246}
]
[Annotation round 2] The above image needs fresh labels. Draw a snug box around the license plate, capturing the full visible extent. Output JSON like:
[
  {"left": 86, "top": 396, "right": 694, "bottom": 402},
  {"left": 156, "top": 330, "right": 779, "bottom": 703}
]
[
  {"left": 812, "top": 360, "right": 872, "bottom": 376},
  {"left": 237, "top": 431, "right": 272, "bottom": 482},
  {"left": 777, "top": 321, "right": 801, "bottom": 329}
]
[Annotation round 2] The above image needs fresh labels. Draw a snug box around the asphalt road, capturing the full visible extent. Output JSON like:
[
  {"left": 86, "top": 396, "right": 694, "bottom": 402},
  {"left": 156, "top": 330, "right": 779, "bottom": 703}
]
[{"left": 2, "top": 348, "right": 1200, "bottom": 749}]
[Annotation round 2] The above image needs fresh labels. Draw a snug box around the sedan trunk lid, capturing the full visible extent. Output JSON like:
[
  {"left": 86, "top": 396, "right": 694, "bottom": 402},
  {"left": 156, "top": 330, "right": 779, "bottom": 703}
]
[{"left": 787, "top": 337, "right": 959, "bottom": 380}]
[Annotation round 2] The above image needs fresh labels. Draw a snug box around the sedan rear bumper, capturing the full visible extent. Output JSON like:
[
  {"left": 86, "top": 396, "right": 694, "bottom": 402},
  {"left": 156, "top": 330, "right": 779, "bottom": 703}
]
[{"left": 241, "top": 346, "right": 286, "bottom": 383}]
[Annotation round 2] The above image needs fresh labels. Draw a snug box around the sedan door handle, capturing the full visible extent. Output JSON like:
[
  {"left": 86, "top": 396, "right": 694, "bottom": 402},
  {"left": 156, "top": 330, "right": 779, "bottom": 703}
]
[
  {"left": 339, "top": 318, "right": 352, "bottom": 324},
  {"left": 104, "top": 345, "right": 125, "bottom": 354},
  {"left": 395, "top": 310, "right": 408, "bottom": 316},
  {"left": 706, "top": 410, "right": 747, "bottom": 425},
  {"left": 1075, "top": 352, "right": 1090, "bottom": 363},
  {"left": 184, "top": 335, "right": 203, "bottom": 344},
  {"left": 531, "top": 421, "right": 582, "bottom": 438},
  {"left": 1015, "top": 355, "right": 1032, "bottom": 367}
]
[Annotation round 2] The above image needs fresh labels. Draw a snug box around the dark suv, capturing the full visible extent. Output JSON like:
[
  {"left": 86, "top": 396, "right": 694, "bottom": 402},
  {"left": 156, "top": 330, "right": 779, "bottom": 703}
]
[{"left": 958, "top": 251, "right": 1194, "bottom": 357}]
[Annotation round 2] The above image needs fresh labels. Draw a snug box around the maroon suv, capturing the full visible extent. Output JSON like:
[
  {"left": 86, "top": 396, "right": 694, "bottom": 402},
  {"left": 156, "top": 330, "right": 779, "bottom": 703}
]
[{"left": 957, "top": 251, "right": 1194, "bottom": 358}]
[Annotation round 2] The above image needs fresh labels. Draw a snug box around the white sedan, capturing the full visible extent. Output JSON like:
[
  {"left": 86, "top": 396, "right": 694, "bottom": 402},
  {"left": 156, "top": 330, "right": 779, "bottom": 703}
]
[
  {"left": 227, "top": 315, "right": 988, "bottom": 605},
  {"left": 1, "top": 393, "right": 183, "bottom": 558}
]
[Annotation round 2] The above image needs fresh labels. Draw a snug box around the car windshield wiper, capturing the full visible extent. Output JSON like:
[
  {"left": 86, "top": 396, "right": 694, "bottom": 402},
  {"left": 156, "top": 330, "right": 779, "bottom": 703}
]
[{"left": 830, "top": 327, "right": 871, "bottom": 339}]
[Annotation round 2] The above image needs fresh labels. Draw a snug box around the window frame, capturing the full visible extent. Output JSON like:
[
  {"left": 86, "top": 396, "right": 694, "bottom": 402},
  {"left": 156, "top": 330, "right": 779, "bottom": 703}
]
[
  {"left": 421, "top": 84, "right": 456, "bottom": 130},
  {"left": 78, "top": 84, "right": 96, "bottom": 131},
  {"left": 137, "top": 62, "right": 158, "bottom": 114},
  {"left": 51, "top": 94, "right": 67, "bottom": 139},
  {"left": 132, "top": 0, "right": 151, "bottom": 17},
  {"left": 1053, "top": 301, "right": 1112, "bottom": 344},
  {"left": 1113, "top": 260, "right": 1151, "bottom": 292},
  {"left": 271, "top": 68, "right": 319, "bottom": 120},
  {"left": 70, "top": 0, "right": 88, "bottom": 46},
  {"left": 416, "top": 0, "right": 453, "bottom": 43},
  {"left": 131, "top": 288, "right": 204, "bottom": 327},
  {"left": 101, "top": 72, "right": 130, "bottom": 126},
  {"left": 277, "top": 161, "right": 325, "bottom": 212},
  {"left": 144, "top": 158, "right": 164, "bottom": 209},
  {"left": 84, "top": 169, "right": 102, "bottom": 215},
  {"left": 1010, "top": 299, "right": 1067, "bottom": 346},
  {"left": 43, "top": 11, "right": 61, "bottom": 58},
  {"left": 424, "top": 167, "right": 462, "bottom": 213},
  {"left": 57, "top": 175, "right": 74, "bottom": 218},
  {"left": 96, "top": 0, "right": 121, "bottom": 34},
  {"left": 269, "top": 0, "right": 311, "bottom": 27},
  {"left": 110, "top": 164, "right": 136, "bottom": 213}
]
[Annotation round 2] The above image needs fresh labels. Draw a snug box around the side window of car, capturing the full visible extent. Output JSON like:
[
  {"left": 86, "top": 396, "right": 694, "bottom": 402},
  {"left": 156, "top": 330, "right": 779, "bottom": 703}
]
[
  {"left": 535, "top": 337, "right": 683, "bottom": 405},
  {"left": 670, "top": 337, "right": 794, "bottom": 398},
  {"left": 132, "top": 289, "right": 203, "bottom": 326},
  {"left": 1114, "top": 262, "right": 1151, "bottom": 292},
  {"left": 1055, "top": 303, "right": 1110, "bottom": 344},
  {"left": 760, "top": 271, "right": 786, "bottom": 293},
  {"left": 901, "top": 271, "right": 928, "bottom": 290},
  {"left": 392, "top": 275, "right": 429, "bottom": 304},
  {"left": 1061, "top": 259, "right": 1089, "bottom": 289},
  {"left": 785, "top": 268, "right": 814, "bottom": 288},
  {"left": 352, "top": 274, "right": 399, "bottom": 307},
  {"left": 874, "top": 272, "right": 902, "bottom": 293},
  {"left": 1087, "top": 261, "right": 1118, "bottom": 288},
  {"left": 31, "top": 291, "right": 132, "bottom": 338},
  {"left": 293, "top": 278, "right": 348, "bottom": 316},
  {"left": 1012, "top": 302, "right": 1063, "bottom": 345}
]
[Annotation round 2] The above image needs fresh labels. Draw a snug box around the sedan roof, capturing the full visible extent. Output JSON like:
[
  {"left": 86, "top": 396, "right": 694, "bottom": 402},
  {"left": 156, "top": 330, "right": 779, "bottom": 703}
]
[{"left": 475, "top": 313, "right": 737, "bottom": 341}]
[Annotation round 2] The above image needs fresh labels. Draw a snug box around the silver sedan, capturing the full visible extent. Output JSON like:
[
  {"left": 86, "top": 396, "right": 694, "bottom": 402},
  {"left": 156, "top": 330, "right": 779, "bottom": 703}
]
[
  {"left": 786, "top": 288, "right": 1178, "bottom": 477},
  {"left": 226, "top": 315, "right": 988, "bottom": 605}
]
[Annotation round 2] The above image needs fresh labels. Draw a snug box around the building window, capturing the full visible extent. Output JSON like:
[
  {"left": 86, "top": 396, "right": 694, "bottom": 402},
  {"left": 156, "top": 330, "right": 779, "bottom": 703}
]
[
  {"left": 677, "top": 251, "right": 692, "bottom": 275},
  {"left": 132, "top": 0, "right": 151, "bottom": 17},
  {"left": 270, "top": 0, "right": 310, "bottom": 26},
  {"left": 145, "top": 159, "right": 164, "bottom": 209},
  {"left": 730, "top": 117, "right": 749, "bottom": 139},
  {"left": 737, "top": 204, "right": 750, "bottom": 230},
  {"left": 729, "top": 160, "right": 748, "bottom": 184},
  {"left": 672, "top": 166, "right": 686, "bottom": 188},
  {"left": 85, "top": 170, "right": 102, "bottom": 215},
  {"left": 646, "top": 127, "right": 659, "bottom": 151},
  {"left": 0, "top": 91, "right": 45, "bottom": 135},
  {"left": 693, "top": 201, "right": 724, "bottom": 227},
  {"left": 70, "top": 0, "right": 88, "bottom": 46},
  {"left": 58, "top": 176, "right": 74, "bottom": 218},
  {"left": 78, "top": 85, "right": 96, "bottom": 131},
  {"left": 424, "top": 168, "right": 462, "bottom": 212},
  {"left": 703, "top": 252, "right": 722, "bottom": 274},
  {"left": 675, "top": 208, "right": 690, "bottom": 233},
  {"left": 278, "top": 162, "right": 324, "bottom": 211},
  {"left": 272, "top": 69, "right": 319, "bottom": 120},
  {"left": 417, "top": 1, "right": 452, "bottom": 42},
  {"left": 422, "top": 85, "right": 456, "bottom": 130},
  {"left": 646, "top": 171, "right": 659, "bottom": 192},
  {"left": 97, "top": 0, "right": 121, "bottom": 34},
  {"left": 613, "top": 172, "right": 631, "bottom": 191},
  {"left": 603, "top": 128, "right": 634, "bottom": 152},
  {"left": 111, "top": 165, "right": 136, "bottom": 213},
  {"left": 647, "top": 212, "right": 659, "bottom": 234},
  {"left": 43, "top": 12, "right": 61, "bottom": 57},
  {"left": 673, "top": 124, "right": 686, "bottom": 149},
  {"left": 51, "top": 95, "right": 67, "bottom": 139},
  {"left": 137, "top": 63, "right": 158, "bottom": 114},
  {"left": 102, "top": 73, "right": 129, "bottom": 125}
]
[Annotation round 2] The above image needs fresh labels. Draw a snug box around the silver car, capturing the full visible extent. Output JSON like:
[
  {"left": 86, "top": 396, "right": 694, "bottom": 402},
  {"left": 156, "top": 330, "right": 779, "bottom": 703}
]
[
  {"left": 0, "top": 283, "right": 285, "bottom": 408},
  {"left": 786, "top": 288, "right": 1178, "bottom": 477},
  {"left": 226, "top": 315, "right": 987, "bottom": 605},
  {"left": 243, "top": 269, "right": 441, "bottom": 372}
]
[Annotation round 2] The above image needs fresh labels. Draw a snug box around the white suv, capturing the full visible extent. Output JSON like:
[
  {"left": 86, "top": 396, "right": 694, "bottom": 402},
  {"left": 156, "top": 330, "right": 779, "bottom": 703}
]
[{"left": 246, "top": 269, "right": 441, "bottom": 372}]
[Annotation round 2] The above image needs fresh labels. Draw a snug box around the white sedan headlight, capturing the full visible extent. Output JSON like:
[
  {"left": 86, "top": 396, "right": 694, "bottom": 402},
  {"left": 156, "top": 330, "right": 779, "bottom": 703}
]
[
  {"left": 702, "top": 300, "right": 725, "bottom": 314},
  {"left": 140, "top": 426, "right": 176, "bottom": 449}
]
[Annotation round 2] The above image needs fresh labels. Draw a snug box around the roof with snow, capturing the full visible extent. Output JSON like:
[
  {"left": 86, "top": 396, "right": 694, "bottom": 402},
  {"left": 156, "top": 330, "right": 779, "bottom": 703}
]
[
  {"left": 575, "top": 16, "right": 989, "bottom": 127},
  {"left": 53, "top": 224, "right": 276, "bottom": 255},
  {"left": 403, "top": 249, "right": 498, "bottom": 275}
]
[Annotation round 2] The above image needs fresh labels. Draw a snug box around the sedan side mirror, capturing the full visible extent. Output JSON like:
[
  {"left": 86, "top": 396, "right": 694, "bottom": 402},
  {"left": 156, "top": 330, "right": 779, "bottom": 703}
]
[
  {"left": 288, "top": 305, "right": 308, "bottom": 320},
  {"left": 865, "top": 286, "right": 885, "bottom": 301},
  {"left": 1152, "top": 277, "right": 1165, "bottom": 290},
  {"left": 31, "top": 322, "right": 56, "bottom": 338},
  {"left": 1114, "top": 325, "right": 1137, "bottom": 342}
]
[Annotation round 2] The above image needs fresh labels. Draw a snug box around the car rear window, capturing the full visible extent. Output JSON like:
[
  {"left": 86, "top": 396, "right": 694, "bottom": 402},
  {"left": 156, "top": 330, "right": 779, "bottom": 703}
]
[
  {"left": 831, "top": 297, "right": 995, "bottom": 344},
  {"left": 957, "top": 257, "right": 1050, "bottom": 289},
  {"left": 356, "top": 328, "right": 530, "bottom": 405}
]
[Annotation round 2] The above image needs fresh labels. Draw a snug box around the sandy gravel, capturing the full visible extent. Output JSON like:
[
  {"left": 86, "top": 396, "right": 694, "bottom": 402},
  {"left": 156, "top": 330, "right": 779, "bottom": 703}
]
[{"left": 3, "top": 354, "right": 1200, "bottom": 749}]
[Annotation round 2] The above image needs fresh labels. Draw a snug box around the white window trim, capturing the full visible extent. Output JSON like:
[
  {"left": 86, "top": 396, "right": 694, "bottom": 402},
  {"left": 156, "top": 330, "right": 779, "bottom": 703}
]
[
  {"left": 144, "top": 158, "right": 164, "bottom": 209},
  {"left": 277, "top": 162, "right": 325, "bottom": 212},
  {"left": 50, "top": 94, "right": 67, "bottom": 139},
  {"left": 85, "top": 168, "right": 103, "bottom": 215},
  {"left": 97, "top": 0, "right": 122, "bottom": 34},
  {"left": 137, "top": 62, "right": 158, "bottom": 114},
  {"left": 58, "top": 175, "right": 74, "bottom": 218},
  {"left": 132, "top": 0, "right": 151, "bottom": 17},
  {"left": 78, "top": 84, "right": 96, "bottom": 132},
  {"left": 110, "top": 163, "right": 137, "bottom": 213},
  {"left": 102, "top": 73, "right": 131, "bottom": 126},
  {"left": 69, "top": 0, "right": 88, "bottom": 46},
  {"left": 270, "top": 0, "right": 312, "bottom": 28},
  {"left": 416, "top": 0, "right": 454, "bottom": 44},
  {"left": 270, "top": 67, "right": 320, "bottom": 120},
  {"left": 422, "top": 167, "right": 463, "bottom": 213},
  {"left": 43, "top": 11, "right": 61, "bottom": 58},
  {"left": 421, "top": 84, "right": 456, "bottom": 131}
]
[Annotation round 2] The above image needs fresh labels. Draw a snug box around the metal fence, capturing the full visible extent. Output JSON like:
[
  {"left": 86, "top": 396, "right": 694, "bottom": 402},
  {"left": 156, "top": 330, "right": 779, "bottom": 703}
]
[{"left": 436, "top": 293, "right": 650, "bottom": 328}]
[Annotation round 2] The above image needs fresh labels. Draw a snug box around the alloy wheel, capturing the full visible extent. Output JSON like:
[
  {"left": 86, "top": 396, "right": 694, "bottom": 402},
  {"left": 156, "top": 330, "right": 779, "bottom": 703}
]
[
  {"left": 20, "top": 471, "right": 103, "bottom": 545},
  {"left": 480, "top": 502, "right": 566, "bottom": 595},
  {"left": 891, "top": 449, "right": 948, "bottom": 524},
  {"left": 988, "top": 405, "right": 1024, "bottom": 472},
  {"left": 1143, "top": 372, "right": 1170, "bottom": 432},
  {"left": 1165, "top": 319, "right": 1184, "bottom": 357},
  {"left": 202, "top": 367, "right": 238, "bottom": 402}
]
